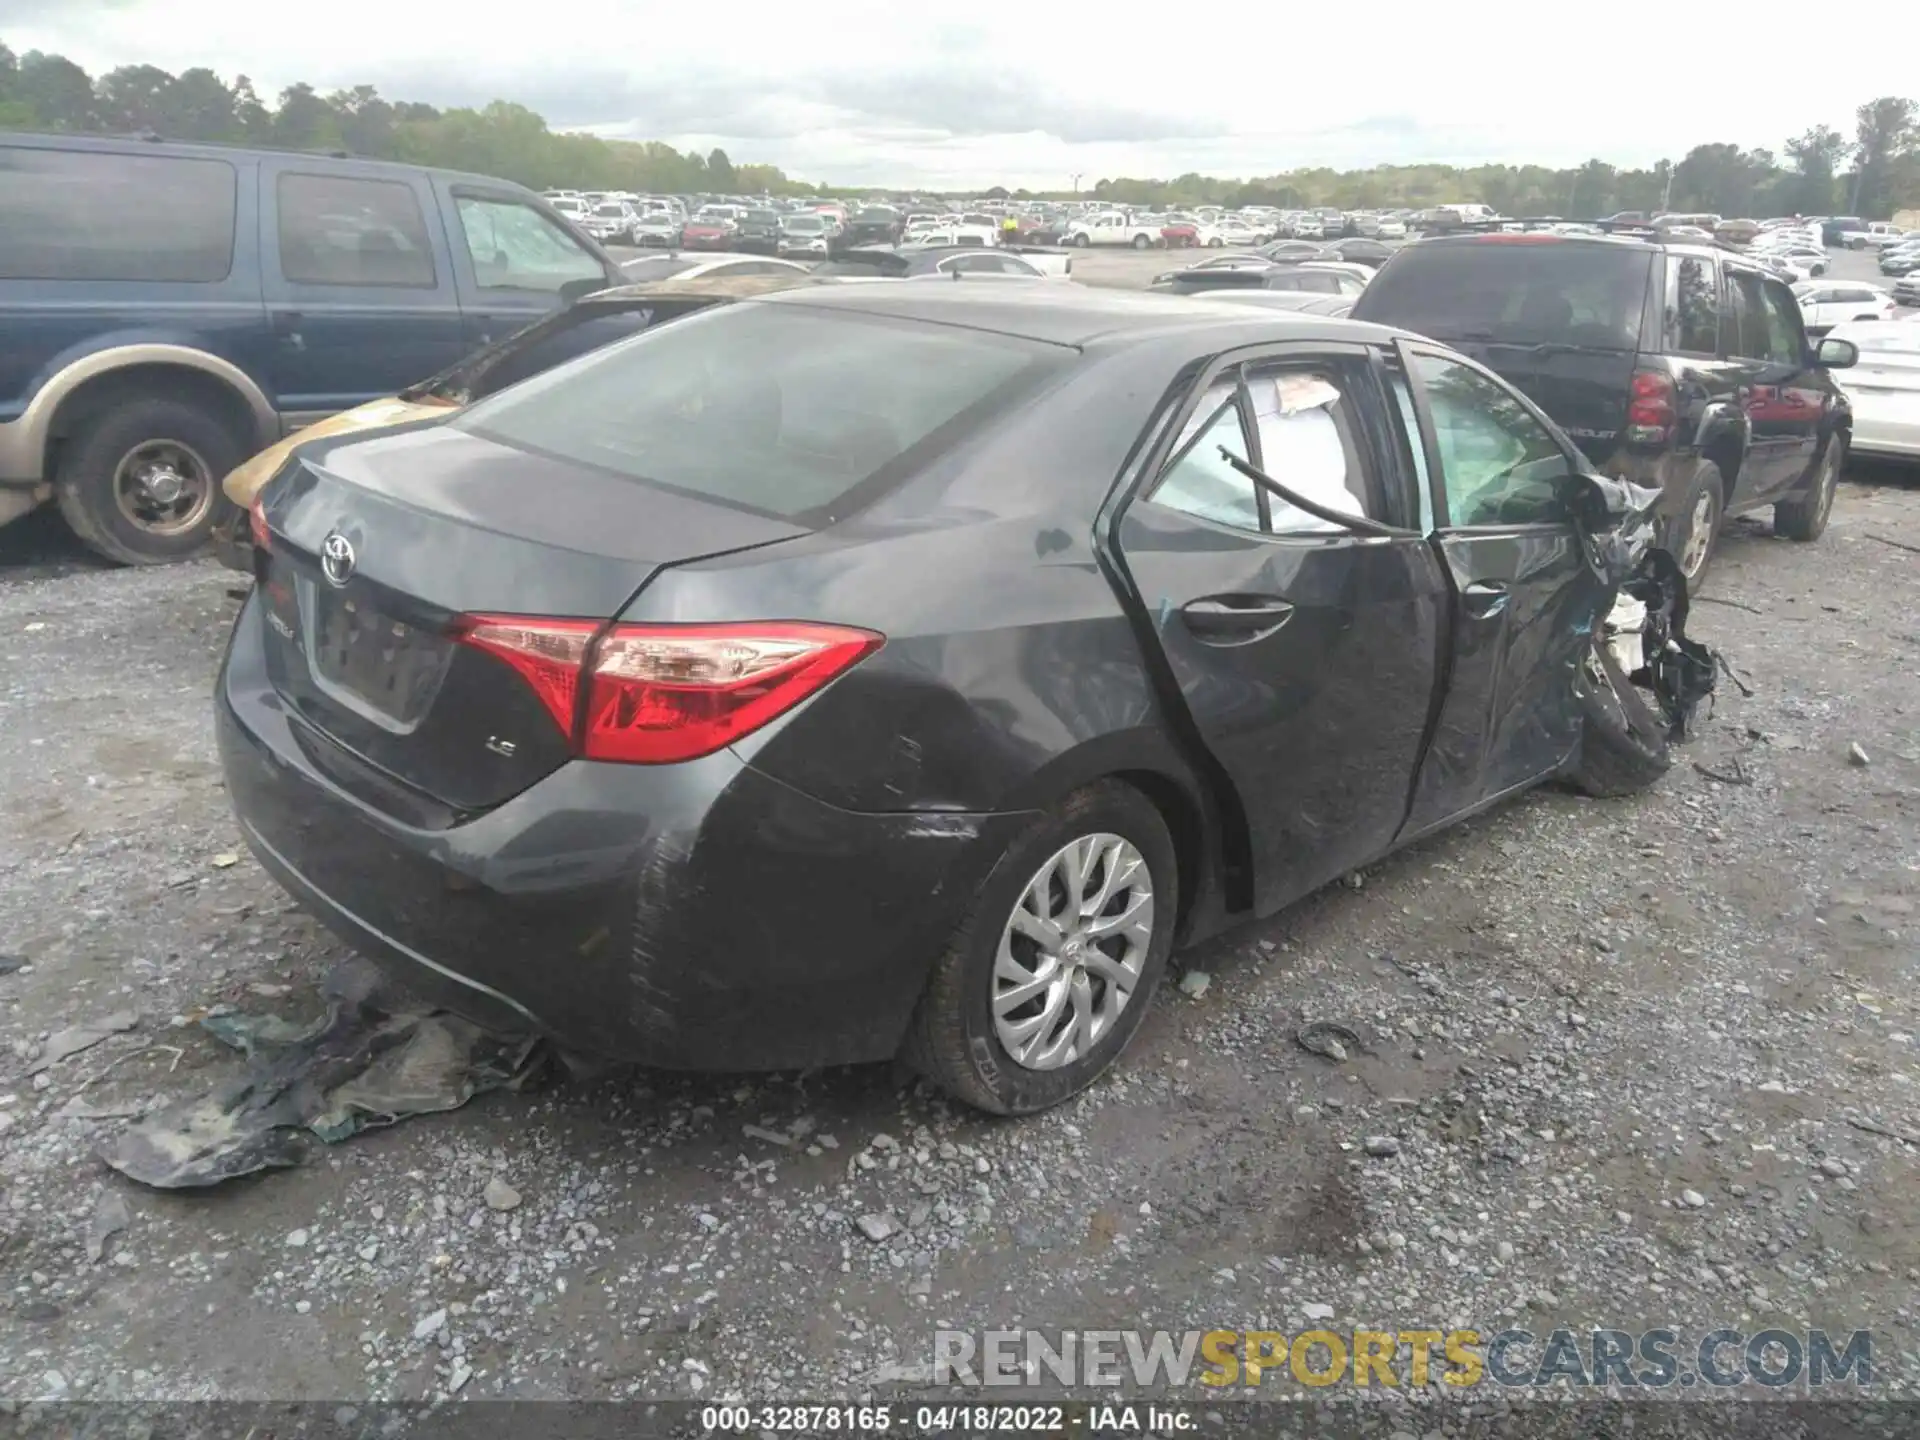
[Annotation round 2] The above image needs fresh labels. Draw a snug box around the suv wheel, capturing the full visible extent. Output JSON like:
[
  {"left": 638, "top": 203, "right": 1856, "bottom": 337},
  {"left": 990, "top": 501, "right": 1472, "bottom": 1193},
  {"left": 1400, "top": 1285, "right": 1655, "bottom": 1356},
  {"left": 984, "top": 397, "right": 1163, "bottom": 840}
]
[
  {"left": 902, "top": 780, "right": 1176, "bottom": 1115},
  {"left": 1775, "top": 436, "right": 1843, "bottom": 543},
  {"left": 55, "top": 395, "right": 247, "bottom": 565},
  {"left": 1673, "top": 461, "right": 1725, "bottom": 594}
]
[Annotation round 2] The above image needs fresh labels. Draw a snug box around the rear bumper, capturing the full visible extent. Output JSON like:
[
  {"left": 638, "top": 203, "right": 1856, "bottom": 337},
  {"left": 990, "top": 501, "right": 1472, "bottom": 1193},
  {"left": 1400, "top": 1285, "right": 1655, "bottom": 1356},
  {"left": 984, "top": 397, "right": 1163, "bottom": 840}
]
[{"left": 215, "top": 595, "right": 1029, "bottom": 1069}]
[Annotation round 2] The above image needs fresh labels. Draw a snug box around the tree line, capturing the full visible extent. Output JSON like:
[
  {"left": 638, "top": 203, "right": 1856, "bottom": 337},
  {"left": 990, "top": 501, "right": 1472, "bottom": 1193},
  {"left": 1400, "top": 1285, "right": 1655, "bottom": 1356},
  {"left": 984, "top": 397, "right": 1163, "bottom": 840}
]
[{"left": 2, "top": 39, "right": 1915, "bottom": 218}]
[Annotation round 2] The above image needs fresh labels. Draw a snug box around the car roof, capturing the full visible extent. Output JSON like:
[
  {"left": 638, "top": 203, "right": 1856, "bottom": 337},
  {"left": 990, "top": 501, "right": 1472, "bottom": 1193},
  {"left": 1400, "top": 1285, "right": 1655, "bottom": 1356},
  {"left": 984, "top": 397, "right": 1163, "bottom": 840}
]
[
  {"left": 0, "top": 129, "right": 533, "bottom": 197},
  {"left": 751, "top": 278, "right": 1395, "bottom": 350}
]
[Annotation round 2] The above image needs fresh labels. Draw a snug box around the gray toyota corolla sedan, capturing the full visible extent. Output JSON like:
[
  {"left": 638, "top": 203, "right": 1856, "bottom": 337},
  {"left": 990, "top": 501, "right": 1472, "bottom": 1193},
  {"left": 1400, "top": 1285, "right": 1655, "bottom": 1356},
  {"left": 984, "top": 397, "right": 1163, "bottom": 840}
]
[{"left": 219, "top": 283, "right": 1704, "bottom": 1115}]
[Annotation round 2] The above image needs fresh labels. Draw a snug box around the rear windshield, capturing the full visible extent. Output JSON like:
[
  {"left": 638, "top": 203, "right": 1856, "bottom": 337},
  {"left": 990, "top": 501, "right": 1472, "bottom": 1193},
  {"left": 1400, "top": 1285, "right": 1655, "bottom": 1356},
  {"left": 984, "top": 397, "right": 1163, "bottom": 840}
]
[
  {"left": 453, "top": 302, "right": 1066, "bottom": 524},
  {"left": 1355, "top": 241, "right": 1653, "bottom": 350}
]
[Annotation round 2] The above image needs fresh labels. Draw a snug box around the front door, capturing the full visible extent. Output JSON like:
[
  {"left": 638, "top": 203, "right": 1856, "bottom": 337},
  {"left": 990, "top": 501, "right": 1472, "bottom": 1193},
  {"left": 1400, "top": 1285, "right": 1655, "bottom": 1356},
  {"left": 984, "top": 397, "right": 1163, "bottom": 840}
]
[
  {"left": 1391, "top": 344, "right": 1609, "bottom": 835},
  {"left": 1722, "top": 268, "right": 1824, "bottom": 501},
  {"left": 258, "top": 160, "right": 468, "bottom": 423},
  {"left": 1114, "top": 346, "right": 1448, "bottom": 914}
]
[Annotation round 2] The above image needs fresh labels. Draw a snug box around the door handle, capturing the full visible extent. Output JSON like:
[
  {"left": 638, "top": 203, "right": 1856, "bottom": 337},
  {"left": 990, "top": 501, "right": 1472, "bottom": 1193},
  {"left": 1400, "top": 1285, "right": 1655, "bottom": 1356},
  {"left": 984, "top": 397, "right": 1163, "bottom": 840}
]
[
  {"left": 270, "top": 310, "right": 304, "bottom": 350},
  {"left": 1461, "top": 579, "right": 1511, "bottom": 618},
  {"left": 1181, "top": 595, "right": 1295, "bottom": 640}
]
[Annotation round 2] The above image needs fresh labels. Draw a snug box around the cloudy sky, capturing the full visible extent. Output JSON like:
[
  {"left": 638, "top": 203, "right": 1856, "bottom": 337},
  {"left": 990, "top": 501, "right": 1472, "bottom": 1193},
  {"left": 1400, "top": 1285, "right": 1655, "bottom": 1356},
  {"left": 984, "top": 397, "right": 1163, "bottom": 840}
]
[{"left": 3, "top": 0, "right": 1908, "bottom": 189}]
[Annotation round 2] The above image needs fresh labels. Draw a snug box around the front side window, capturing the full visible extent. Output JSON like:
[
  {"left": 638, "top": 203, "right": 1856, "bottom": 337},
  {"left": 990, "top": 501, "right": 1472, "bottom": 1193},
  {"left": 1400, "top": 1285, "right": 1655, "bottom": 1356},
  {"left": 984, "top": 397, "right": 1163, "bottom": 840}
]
[
  {"left": 1723, "top": 273, "right": 1772, "bottom": 361},
  {"left": 1667, "top": 256, "right": 1721, "bottom": 355},
  {"left": 1757, "top": 281, "right": 1807, "bottom": 364},
  {"left": 278, "top": 173, "right": 436, "bottom": 288},
  {"left": 455, "top": 196, "right": 607, "bottom": 293},
  {"left": 0, "top": 146, "right": 235, "bottom": 282},
  {"left": 1412, "top": 355, "right": 1570, "bottom": 528}
]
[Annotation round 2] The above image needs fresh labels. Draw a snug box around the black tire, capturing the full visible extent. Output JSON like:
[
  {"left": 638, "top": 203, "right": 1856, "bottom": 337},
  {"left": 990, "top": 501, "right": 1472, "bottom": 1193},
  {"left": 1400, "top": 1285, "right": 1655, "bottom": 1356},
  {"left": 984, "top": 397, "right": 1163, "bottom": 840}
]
[
  {"left": 902, "top": 780, "right": 1177, "bottom": 1116},
  {"left": 1774, "top": 435, "right": 1843, "bottom": 542},
  {"left": 1671, "top": 460, "right": 1725, "bottom": 596},
  {"left": 1568, "top": 638, "right": 1672, "bottom": 798},
  {"left": 1131, "top": 233, "right": 1152, "bottom": 250},
  {"left": 54, "top": 395, "right": 246, "bottom": 565}
]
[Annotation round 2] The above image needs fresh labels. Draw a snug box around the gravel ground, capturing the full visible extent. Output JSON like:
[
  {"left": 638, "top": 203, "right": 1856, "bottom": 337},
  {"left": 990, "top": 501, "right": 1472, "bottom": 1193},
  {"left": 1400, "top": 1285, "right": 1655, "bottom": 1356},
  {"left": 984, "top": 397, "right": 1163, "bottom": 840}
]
[{"left": 1, "top": 332, "right": 1918, "bottom": 1412}]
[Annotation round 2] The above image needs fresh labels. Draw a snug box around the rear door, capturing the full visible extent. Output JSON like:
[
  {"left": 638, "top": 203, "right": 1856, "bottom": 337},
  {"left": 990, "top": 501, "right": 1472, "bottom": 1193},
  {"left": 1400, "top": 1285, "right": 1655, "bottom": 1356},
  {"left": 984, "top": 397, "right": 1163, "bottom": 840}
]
[
  {"left": 1390, "top": 343, "right": 1608, "bottom": 834},
  {"left": 437, "top": 184, "right": 622, "bottom": 350},
  {"left": 258, "top": 161, "right": 468, "bottom": 424},
  {"left": 1113, "top": 343, "right": 1448, "bottom": 913}
]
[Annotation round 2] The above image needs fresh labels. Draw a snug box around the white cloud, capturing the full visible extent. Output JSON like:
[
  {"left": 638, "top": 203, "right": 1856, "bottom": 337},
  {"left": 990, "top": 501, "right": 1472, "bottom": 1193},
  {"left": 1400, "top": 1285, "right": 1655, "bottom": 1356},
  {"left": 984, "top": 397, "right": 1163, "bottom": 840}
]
[{"left": 4, "top": 0, "right": 1908, "bottom": 188}]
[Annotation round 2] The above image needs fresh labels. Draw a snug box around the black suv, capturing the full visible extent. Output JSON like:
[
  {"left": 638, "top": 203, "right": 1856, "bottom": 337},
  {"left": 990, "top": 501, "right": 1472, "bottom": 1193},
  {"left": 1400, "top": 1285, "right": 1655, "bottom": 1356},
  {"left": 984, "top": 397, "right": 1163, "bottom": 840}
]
[{"left": 1352, "top": 231, "right": 1857, "bottom": 588}]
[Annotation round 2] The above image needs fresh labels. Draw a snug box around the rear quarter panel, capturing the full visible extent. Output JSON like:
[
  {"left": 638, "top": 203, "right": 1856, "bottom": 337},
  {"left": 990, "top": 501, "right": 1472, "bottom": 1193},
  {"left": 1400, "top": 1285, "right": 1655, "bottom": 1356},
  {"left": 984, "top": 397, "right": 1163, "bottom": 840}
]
[{"left": 619, "top": 345, "right": 1215, "bottom": 818}]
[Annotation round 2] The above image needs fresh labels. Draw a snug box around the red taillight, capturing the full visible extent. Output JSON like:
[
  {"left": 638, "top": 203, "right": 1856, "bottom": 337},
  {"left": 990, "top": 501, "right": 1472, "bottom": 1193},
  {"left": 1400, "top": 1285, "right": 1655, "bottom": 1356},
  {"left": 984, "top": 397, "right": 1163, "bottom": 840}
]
[
  {"left": 457, "top": 617, "right": 883, "bottom": 765},
  {"left": 1625, "top": 369, "right": 1676, "bottom": 443},
  {"left": 248, "top": 495, "right": 271, "bottom": 552}
]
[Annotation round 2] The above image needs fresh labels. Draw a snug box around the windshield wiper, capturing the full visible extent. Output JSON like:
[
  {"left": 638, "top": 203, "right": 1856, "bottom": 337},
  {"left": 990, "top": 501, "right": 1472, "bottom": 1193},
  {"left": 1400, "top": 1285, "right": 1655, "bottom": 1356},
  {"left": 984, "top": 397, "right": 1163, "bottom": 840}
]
[{"left": 1216, "top": 449, "right": 1419, "bottom": 538}]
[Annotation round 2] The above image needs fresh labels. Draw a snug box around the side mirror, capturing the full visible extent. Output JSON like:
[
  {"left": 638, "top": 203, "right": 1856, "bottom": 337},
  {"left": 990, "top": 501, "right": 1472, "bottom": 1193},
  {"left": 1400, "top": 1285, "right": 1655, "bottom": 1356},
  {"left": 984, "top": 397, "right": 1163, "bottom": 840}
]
[
  {"left": 1815, "top": 336, "right": 1858, "bottom": 369},
  {"left": 560, "top": 276, "right": 607, "bottom": 306}
]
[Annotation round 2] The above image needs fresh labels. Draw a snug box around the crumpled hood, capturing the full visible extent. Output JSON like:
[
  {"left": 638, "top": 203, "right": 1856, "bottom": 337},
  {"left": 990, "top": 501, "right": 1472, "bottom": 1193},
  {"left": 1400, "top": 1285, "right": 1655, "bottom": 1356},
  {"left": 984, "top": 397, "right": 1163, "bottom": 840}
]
[{"left": 221, "top": 396, "right": 457, "bottom": 506}]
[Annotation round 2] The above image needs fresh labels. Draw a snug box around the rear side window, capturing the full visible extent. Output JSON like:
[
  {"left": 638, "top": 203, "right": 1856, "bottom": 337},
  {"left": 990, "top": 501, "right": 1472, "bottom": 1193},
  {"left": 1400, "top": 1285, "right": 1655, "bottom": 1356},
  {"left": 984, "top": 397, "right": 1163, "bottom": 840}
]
[
  {"left": 278, "top": 173, "right": 436, "bottom": 288},
  {"left": 0, "top": 146, "right": 236, "bottom": 282},
  {"left": 454, "top": 303, "right": 1065, "bottom": 524},
  {"left": 1357, "top": 242, "right": 1652, "bottom": 351},
  {"left": 1666, "top": 256, "right": 1721, "bottom": 355}
]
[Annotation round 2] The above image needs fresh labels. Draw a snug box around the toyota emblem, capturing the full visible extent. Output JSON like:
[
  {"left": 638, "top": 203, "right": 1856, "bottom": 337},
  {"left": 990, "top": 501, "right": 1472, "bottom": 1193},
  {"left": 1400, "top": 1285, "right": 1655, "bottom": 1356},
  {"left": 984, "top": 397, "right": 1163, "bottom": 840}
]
[{"left": 320, "top": 532, "right": 356, "bottom": 587}]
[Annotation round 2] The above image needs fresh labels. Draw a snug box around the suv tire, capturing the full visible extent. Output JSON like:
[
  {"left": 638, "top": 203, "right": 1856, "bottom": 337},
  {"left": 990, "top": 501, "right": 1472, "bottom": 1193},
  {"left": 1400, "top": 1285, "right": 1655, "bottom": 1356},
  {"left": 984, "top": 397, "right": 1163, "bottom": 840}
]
[
  {"left": 55, "top": 395, "right": 246, "bottom": 565},
  {"left": 1774, "top": 435, "right": 1843, "bottom": 543},
  {"left": 1672, "top": 460, "right": 1725, "bottom": 595},
  {"left": 902, "top": 780, "right": 1177, "bottom": 1116}
]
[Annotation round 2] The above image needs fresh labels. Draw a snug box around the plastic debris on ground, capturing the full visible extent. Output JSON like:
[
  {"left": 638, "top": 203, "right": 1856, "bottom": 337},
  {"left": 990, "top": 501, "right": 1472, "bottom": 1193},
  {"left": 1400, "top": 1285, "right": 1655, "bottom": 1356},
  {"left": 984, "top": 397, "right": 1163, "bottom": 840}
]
[{"left": 100, "top": 959, "right": 546, "bottom": 1190}]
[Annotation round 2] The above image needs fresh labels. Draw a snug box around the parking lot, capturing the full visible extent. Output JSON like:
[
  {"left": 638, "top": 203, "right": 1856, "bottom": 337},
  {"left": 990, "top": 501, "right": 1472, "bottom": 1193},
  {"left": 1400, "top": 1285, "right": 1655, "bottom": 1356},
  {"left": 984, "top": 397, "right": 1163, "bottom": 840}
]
[{"left": 1, "top": 247, "right": 1918, "bottom": 1410}]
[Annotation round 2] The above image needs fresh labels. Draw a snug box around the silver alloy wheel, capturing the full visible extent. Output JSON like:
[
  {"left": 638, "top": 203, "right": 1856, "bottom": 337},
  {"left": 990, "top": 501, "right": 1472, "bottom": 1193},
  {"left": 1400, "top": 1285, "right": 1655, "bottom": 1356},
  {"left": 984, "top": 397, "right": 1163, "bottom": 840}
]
[
  {"left": 992, "top": 832, "right": 1155, "bottom": 1071},
  {"left": 112, "top": 438, "right": 214, "bottom": 537},
  {"left": 1679, "top": 488, "right": 1716, "bottom": 578},
  {"left": 1813, "top": 446, "right": 1839, "bottom": 526}
]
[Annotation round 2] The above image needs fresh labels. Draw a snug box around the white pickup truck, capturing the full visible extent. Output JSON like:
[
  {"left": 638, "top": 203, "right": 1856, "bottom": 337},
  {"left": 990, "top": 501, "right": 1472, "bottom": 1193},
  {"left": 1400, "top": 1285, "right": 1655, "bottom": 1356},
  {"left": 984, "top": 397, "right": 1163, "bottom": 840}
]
[
  {"left": 1064, "top": 210, "right": 1164, "bottom": 249},
  {"left": 1839, "top": 222, "right": 1911, "bottom": 250}
]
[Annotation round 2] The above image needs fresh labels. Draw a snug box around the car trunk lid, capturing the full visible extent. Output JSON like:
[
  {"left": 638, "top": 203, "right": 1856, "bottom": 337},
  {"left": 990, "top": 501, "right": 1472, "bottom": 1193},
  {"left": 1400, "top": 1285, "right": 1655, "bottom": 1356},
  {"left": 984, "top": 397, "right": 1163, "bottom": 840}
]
[{"left": 253, "top": 423, "right": 806, "bottom": 814}]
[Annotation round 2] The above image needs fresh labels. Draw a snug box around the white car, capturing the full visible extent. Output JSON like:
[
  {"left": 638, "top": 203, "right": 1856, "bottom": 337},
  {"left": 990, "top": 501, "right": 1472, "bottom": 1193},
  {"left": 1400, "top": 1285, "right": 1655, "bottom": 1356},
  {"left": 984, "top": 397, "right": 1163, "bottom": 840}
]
[
  {"left": 1374, "top": 218, "right": 1408, "bottom": 240},
  {"left": 1826, "top": 321, "right": 1920, "bottom": 459},
  {"left": 1752, "top": 243, "right": 1829, "bottom": 276},
  {"left": 1065, "top": 210, "right": 1163, "bottom": 249},
  {"left": 909, "top": 225, "right": 1003, "bottom": 249},
  {"left": 617, "top": 253, "right": 812, "bottom": 283},
  {"left": 1298, "top": 260, "right": 1374, "bottom": 288},
  {"left": 1793, "top": 282, "right": 1897, "bottom": 334},
  {"left": 1840, "top": 222, "right": 1910, "bottom": 250}
]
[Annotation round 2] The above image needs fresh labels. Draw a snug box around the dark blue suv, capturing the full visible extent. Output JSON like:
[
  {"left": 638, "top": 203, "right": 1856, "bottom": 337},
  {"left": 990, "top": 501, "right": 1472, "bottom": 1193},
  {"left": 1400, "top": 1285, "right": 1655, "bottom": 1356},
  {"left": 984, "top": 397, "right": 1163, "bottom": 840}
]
[{"left": 0, "top": 133, "right": 626, "bottom": 563}]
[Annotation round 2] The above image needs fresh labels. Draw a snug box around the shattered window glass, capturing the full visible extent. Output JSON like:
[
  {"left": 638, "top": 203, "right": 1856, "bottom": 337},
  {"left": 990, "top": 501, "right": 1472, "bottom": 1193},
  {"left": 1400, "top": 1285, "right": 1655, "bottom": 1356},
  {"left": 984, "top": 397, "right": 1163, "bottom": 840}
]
[
  {"left": 1151, "top": 384, "right": 1261, "bottom": 532},
  {"left": 1243, "top": 369, "right": 1371, "bottom": 534},
  {"left": 1414, "top": 355, "right": 1571, "bottom": 528}
]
